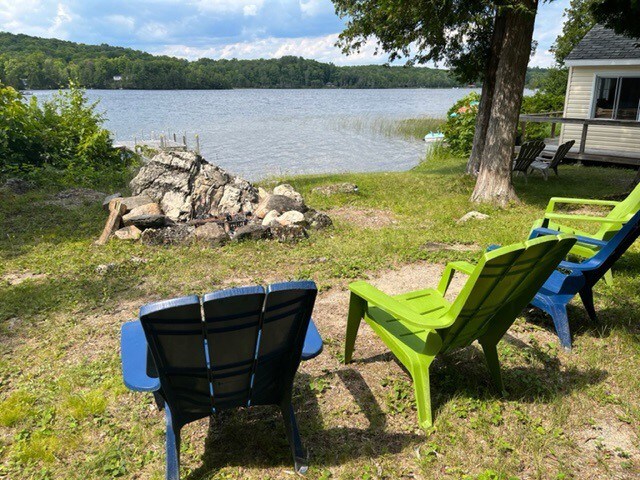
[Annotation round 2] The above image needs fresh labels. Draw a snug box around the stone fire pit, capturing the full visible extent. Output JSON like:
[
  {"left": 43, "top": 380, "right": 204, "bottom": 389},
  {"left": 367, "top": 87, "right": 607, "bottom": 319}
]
[{"left": 98, "top": 151, "right": 332, "bottom": 246}]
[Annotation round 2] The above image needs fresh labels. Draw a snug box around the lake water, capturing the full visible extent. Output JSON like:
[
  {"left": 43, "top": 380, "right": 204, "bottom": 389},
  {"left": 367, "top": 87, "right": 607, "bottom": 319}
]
[{"left": 35, "top": 88, "right": 482, "bottom": 180}]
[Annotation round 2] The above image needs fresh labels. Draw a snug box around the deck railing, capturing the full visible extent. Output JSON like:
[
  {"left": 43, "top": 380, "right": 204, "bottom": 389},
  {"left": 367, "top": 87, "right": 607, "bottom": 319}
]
[{"left": 519, "top": 113, "right": 640, "bottom": 154}]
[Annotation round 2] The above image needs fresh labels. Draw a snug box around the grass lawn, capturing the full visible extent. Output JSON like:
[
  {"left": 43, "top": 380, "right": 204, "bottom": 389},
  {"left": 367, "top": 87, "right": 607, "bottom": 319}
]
[{"left": 1, "top": 154, "right": 639, "bottom": 479}]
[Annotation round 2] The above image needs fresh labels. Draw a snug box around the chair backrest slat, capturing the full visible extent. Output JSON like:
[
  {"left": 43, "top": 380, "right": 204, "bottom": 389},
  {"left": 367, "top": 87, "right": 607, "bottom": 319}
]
[
  {"left": 548, "top": 140, "right": 575, "bottom": 169},
  {"left": 597, "top": 182, "right": 640, "bottom": 238},
  {"left": 513, "top": 140, "right": 545, "bottom": 172},
  {"left": 252, "top": 282, "right": 317, "bottom": 406},
  {"left": 585, "top": 210, "right": 640, "bottom": 286},
  {"left": 140, "top": 296, "right": 211, "bottom": 425},
  {"left": 202, "top": 286, "right": 265, "bottom": 411},
  {"left": 439, "top": 236, "right": 576, "bottom": 352}
]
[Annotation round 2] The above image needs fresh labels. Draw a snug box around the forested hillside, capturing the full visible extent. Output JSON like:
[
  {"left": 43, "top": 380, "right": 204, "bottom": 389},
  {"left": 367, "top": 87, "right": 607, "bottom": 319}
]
[{"left": 0, "top": 32, "right": 544, "bottom": 90}]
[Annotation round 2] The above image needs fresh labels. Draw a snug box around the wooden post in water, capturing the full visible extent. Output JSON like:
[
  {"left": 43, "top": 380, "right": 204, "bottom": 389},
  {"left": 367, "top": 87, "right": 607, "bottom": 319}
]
[
  {"left": 195, "top": 134, "right": 200, "bottom": 154},
  {"left": 173, "top": 133, "right": 177, "bottom": 143},
  {"left": 183, "top": 132, "right": 187, "bottom": 149}
]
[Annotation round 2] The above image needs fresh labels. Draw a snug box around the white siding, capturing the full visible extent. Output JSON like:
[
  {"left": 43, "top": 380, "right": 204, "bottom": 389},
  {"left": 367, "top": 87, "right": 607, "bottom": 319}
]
[{"left": 560, "top": 65, "right": 640, "bottom": 154}]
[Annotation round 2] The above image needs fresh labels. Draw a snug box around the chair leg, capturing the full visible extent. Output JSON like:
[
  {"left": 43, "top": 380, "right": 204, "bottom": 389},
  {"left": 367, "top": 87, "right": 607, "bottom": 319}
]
[
  {"left": 543, "top": 168, "right": 548, "bottom": 181},
  {"left": 345, "top": 293, "right": 365, "bottom": 363},
  {"left": 553, "top": 166, "right": 558, "bottom": 176},
  {"left": 603, "top": 269, "right": 614, "bottom": 286},
  {"left": 579, "top": 287, "right": 599, "bottom": 323},
  {"left": 164, "top": 406, "right": 181, "bottom": 480},
  {"left": 280, "top": 399, "right": 307, "bottom": 474},
  {"left": 549, "top": 303, "right": 573, "bottom": 351},
  {"left": 480, "top": 342, "right": 506, "bottom": 396},
  {"left": 410, "top": 360, "right": 434, "bottom": 429}
]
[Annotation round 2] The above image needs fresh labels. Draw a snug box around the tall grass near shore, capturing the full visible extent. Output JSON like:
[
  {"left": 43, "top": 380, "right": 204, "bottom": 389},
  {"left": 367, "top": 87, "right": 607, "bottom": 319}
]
[{"left": 335, "top": 116, "right": 445, "bottom": 141}]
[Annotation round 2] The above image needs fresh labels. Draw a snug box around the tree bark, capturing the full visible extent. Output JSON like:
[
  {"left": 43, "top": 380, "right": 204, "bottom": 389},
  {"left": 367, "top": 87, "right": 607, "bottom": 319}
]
[
  {"left": 471, "top": 1, "right": 538, "bottom": 206},
  {"left": 466, "top": 11, "right": 508, "bottom": 175}
]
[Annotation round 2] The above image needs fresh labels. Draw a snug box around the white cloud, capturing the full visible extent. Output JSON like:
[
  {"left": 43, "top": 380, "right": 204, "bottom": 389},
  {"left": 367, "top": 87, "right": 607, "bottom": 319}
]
[
  {"left": 137, "top": 21, "right": 169, "bottom": 41},
  {"left": 243, "top": 4, "right": 260, "bottom": 16},
  {"left": 299, "top": 0, "right": 330, "bottom": 17},
  {"left": 153, "top": 33, "right": 386, "bottom": 65},
  {"left": 192, "top": 0, "right": 264, "bottom": 15},
  {"left": 106, "top": 14, "right": 135, "bottom": 31}
]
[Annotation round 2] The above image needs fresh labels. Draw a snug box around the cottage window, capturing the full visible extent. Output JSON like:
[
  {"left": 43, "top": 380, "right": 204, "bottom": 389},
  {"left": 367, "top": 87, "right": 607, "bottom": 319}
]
[{"left": 593, "top": 76, "right": 640, "bottom": 121}]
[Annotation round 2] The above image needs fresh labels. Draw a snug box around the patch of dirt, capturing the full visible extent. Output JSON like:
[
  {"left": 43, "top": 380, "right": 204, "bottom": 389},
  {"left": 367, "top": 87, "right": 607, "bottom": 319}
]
[
  {"left": 579, "top": 418, "right": 639, "bottom": 460},
  {"left": 313, "top": 261, "right": 466, "bottom": 342},
  {"left": 44, "top": 188, "right": 105, "bottom": 209},
  {"left": 2, "top": 271, "right": 48, "bottom": 286},
  {"left": 328, "top": 207, "right": 398, "bottom": 229}
]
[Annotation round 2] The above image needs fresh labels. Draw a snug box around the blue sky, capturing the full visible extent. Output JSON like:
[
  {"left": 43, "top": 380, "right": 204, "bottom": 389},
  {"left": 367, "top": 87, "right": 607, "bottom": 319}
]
[{"left": 0, "top": 0, "right": 570, "bottom": 67}]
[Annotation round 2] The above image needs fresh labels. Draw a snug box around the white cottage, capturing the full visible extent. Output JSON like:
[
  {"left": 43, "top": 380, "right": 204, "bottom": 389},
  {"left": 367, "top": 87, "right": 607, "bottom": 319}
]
[{"left": 559, "top": 25, "right": 640, "bottom": 156}]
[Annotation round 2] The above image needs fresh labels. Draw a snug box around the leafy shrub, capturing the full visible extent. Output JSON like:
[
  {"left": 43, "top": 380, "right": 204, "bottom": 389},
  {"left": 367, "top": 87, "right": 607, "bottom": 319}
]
[
  {"left": 442, "top": 83, "right": 566, "bottom": 151},
  {"left": 0, "top": 83, "right": 138, "bottom": 188},
  {"left": 521, "top": 90, "right": 565, "bottom": 141},
  {"left": 442, "top": 92, "right": 480, "bottom": 155}
]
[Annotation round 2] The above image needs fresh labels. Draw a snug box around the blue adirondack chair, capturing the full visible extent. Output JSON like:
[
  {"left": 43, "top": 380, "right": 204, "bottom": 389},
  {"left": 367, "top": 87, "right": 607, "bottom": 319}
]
[
  {"left": 121, "top": 281, "right": 323, "bottom": 479},
  {"left": 528, "top": 209, "right": 640, "bottom": 350}
]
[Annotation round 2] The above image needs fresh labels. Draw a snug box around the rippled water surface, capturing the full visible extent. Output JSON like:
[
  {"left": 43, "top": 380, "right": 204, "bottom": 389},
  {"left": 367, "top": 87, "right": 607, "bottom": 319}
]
[{"left": 36, "top": 88, "right": 481, "bottom": 180}]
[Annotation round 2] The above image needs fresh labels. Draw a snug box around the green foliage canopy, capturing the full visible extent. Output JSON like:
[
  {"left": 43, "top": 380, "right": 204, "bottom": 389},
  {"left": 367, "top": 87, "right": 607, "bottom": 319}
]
[{"left": 0, "top": 32, "right": 462, "bottom": 90}]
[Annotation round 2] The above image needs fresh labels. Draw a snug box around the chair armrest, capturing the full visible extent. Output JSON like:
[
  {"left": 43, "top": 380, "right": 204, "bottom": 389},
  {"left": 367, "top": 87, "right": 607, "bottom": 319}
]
[
  {"left": 545, "top": 197, "right": 620, "bottom": 214},
  {"left": 529, "top": 227, "right": 608, "bottom": 247},
  {"left": 558, "top": 260, "right": 592, "bottom": 272},
  {"left": 301, "top": 319, "right": 323, "bottom": 361},
  {"left": 544, "top": 212, "right": 627, "bottom": 224},
  {"left": 349, "top": 281, "right": 453, "bottom": 329},
  {"left": 437, "top": 261, "right": 476, "bottom": 295},
  {"left": 121, "top": 321, "right": 161, "bottom": 392}
]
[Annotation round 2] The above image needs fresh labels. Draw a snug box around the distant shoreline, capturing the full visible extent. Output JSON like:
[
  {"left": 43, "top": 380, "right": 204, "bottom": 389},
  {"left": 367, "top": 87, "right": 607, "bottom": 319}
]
[{"left": 19, "top": 86, "right": 476, "bottom": 92}]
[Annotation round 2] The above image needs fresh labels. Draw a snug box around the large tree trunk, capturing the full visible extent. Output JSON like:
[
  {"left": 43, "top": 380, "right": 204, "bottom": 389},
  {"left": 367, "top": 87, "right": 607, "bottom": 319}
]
[
  {"left": 471, "top": 1, "right": 538, "bottom": 206},
  {"left": 466, "top": 11, "right": 508, "bottom": 175}
]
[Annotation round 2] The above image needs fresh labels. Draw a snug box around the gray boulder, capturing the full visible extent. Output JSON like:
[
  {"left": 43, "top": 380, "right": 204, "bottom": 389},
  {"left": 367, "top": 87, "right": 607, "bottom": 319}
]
[
  {"left": 120, "top": 194, "right": 154, "bottom": 213},
  {"left": 122, "top": 203, "right": 163, "bottom": 224},
  {"left": 255, "top": 194, "right": 307, "bottom": 218},
  {"left": 140, "top": 225, "right": 195, "bottom": 246},
  {"left": 233, "top": 224, "right": 271, "bottom": 242},
  {"left": 130, "top": 151, "right": 259, "bottom": 221},
  {"left": 271, "top": 225, "right": 309, "bottom": 243},
  {"left": 273, "top": 184, "right": 304, "bottom": 204},
  {"left": 276, "top": 210, "right": 306, "bottom": 226},
  {"left": 124, "top": 214, "right": 167, "bottom": 230},
  {"left": 191, "top": 223, "right": 229, "bottom": 246},
  {"left": 114, "top": 225, "right": 142, "bottom": 241},
  {"left": 304, "top": 210, "right": 333, "bottom": 229}
]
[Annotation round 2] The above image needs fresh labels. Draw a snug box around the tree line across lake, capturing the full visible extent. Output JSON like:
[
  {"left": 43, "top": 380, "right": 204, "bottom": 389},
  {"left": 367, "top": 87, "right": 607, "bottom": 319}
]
[{"left": 0, "top": 32, "right": 546, "bottom": 91}]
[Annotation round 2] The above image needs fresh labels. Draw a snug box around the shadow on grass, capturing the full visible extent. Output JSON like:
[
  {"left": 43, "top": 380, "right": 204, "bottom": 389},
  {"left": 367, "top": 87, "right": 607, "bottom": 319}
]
[
  {"left": 347, "top": 333, "right": 606, "bottom": 428},
  {"left": 0, "top": 191, "right": 105, "bottom": 260},
  {"left": 185, "top": 371, "right": 422, "bottom": 479}
]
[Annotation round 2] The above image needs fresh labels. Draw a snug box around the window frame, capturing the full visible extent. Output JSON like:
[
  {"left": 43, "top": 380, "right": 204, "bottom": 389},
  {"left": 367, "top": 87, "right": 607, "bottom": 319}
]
[{"left": 590, "top": 74, "right": 640, "bottom": 121}]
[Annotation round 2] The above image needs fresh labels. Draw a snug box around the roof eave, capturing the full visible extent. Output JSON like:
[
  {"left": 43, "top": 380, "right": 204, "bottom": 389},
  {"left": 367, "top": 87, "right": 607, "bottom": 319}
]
[{"left": 565, "top": 58, "right": 640, "bottom": 67}]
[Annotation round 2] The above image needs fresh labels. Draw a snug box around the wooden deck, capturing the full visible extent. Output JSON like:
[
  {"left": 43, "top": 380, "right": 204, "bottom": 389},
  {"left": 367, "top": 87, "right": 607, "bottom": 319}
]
[
  {"left": 518, "top": 113, "right": 640, "bottom": 168},
  {"left": 539, "top": 145, "right": 640, "bottom": 167}
]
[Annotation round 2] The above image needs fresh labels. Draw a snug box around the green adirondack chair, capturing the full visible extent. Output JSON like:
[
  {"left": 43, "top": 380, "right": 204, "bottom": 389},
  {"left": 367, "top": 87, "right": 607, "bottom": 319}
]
[
  {"left": 530, "top": 182, "right": 640, "bottom": 284},
  {"left": 344, "top": 235, "right": 577, "bottom": 429}
]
